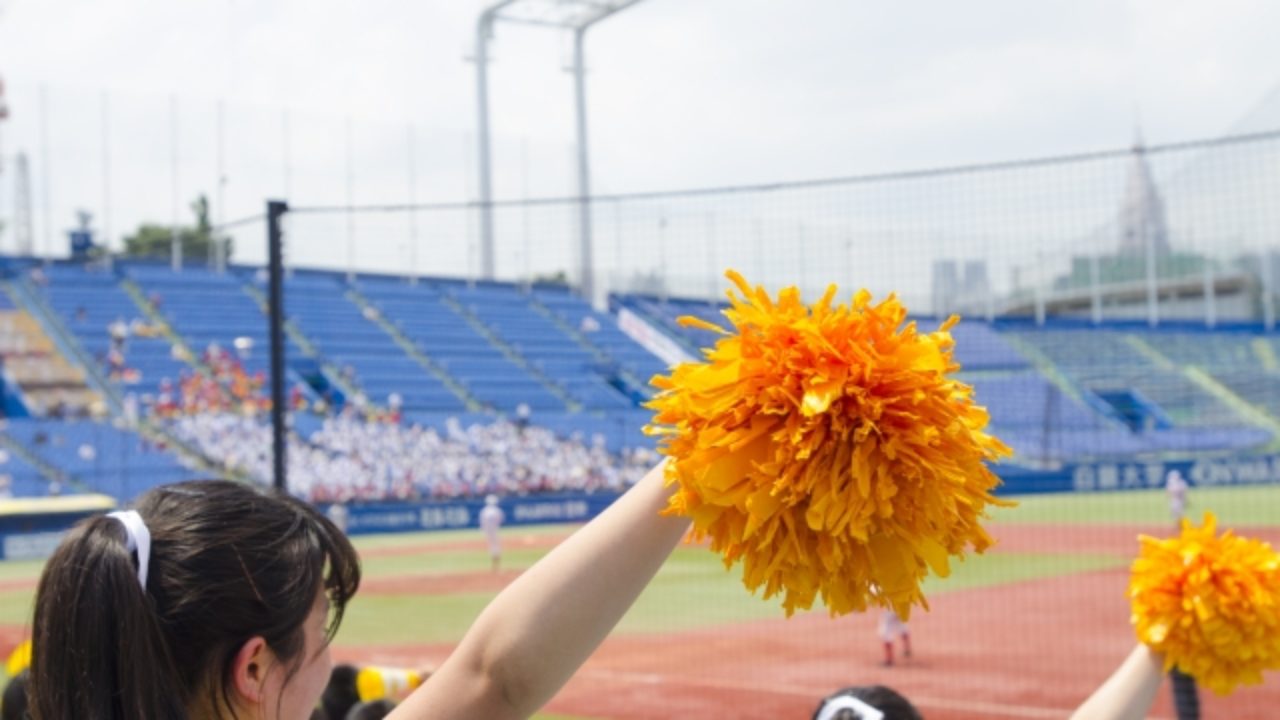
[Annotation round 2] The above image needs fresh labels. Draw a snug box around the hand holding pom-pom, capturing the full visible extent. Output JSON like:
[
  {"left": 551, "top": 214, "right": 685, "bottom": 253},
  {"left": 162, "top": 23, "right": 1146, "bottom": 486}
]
[
  {"left": 1130, "top": 512, "right": 1280, "bottom": 694},
  {"left": 646, "top": 270, "right": 1012, "bottom": 619}
]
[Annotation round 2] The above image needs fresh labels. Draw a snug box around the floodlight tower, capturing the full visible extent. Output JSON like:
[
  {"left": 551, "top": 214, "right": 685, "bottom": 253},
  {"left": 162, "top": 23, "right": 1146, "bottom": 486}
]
[{"left": 474, "top": 0, "right": 646, "bottom": 302}]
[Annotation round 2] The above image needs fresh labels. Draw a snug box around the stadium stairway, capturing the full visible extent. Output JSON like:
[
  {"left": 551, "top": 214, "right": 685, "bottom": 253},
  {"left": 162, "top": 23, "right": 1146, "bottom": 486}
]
[
  {"left": 7, "top": 275, "right": 124, "bottom": 415},
  {"left": 1252, "top": 338, "right": 1279, "bottom": 371},
  {"left": 241, "top": 281, "right": 364, "bottom": 408},
  {"left": 343, "top": 284, "right": 482, "bottom": 413},
  {"left": 1125, "top": 331, "right": 1280, "bottom": 443},
  {"left": 1006, "top": 327, "right": 1272, "bottom": 457},
  {"left": 997, "top": 332, "right": 1121, "bottom": 425},
  {"left": 438, "top": 291, "right": 581, "bottom": 412},
  {"left": 0, "top": 298, "right": 103, "bottom": 416},
  {"left": 530, "top": 290, "right": 666, "bottom": 398},
  {"left": 119, "top": 276, "right": 205, "bottom": 375},
  {"left": 274, "top": 274, "right": 473, "bottom": 414}
]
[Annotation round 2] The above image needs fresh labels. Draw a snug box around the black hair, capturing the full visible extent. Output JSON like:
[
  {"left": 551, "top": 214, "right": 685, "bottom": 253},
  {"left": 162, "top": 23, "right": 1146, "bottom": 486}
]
[
  {"left": 321, "top": 664, "right": 362, "bottom": 720},
  {"left": 812, "top": 685, "right": 924, "bottom": 720},
  {"left": 29, "top": 479, "right": 361, "bottom": 719},
  {"left": 2, "top": 670, "right": 28, "bottom": 720},
  {"left": 344, "top": 699, "right": 396, "bottom": 720}
]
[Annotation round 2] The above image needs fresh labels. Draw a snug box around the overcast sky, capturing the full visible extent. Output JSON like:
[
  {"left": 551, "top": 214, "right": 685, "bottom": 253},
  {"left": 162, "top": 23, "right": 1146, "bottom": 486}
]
[{"left": 1, "top": 0, "right": 1278, "bottom": 288}]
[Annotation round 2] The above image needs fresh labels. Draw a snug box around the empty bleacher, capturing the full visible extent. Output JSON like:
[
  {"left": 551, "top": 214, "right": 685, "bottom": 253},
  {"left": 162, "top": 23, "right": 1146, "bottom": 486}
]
[
  {"left": 2, "top": 418, "right": 195, "bottom": 498},
  {"left": 36, "top": 264, "right": 190, "bottom": 397}
]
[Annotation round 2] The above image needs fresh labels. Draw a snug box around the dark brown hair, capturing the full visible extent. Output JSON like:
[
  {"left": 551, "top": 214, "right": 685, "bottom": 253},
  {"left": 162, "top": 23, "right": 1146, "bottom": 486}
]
[
  {"left": 812, "top": 685, "right": 924, "bottom": 720},
  {"left": 29, "top": 479, "right": 361, "bottom": 720}
]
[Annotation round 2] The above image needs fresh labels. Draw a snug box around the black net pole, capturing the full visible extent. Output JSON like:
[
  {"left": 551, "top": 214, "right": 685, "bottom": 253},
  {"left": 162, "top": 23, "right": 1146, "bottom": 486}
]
[{"left": 267, "top": 200, "right": 289, "bottom": 493}]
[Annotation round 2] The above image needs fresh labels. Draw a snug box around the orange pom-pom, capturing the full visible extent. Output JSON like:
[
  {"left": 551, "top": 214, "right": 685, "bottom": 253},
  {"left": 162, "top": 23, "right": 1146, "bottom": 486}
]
[
  {"left": 1130, "top": 512, "right": 1280, "bottom": 694},
  {"left": 646, "top": 270, "right": 1012, "bottom": 618}
]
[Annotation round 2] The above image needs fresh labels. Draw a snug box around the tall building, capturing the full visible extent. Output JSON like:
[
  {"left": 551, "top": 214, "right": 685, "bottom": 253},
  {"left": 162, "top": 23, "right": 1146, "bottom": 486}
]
[
  {"left": 1117, "top": 136, "right": 1171, "bottom": 257},
  {"left": 932, "top": 259, "right": 959, "bottom": 316}
]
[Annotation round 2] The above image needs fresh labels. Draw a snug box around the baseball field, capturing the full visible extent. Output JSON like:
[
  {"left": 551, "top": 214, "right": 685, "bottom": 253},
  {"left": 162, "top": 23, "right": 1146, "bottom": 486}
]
[{"left": 0, "top": 484, "right": 1276, "bottom": 719}]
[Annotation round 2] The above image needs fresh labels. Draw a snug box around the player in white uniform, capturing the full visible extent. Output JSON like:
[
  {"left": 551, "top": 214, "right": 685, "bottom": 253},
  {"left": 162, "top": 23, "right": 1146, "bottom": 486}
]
[
  {"left": 1162, "top": 468, "right": 1201, "bottom": 719},
  {"left": 878, "top": 609, "right": 912, "bottom": 667},
  {"left": 479, "top": 494, "right": 505, "bottom": 573},
  {"left": 1165, "top": 469, "right": 1188, "bottom": 524}
]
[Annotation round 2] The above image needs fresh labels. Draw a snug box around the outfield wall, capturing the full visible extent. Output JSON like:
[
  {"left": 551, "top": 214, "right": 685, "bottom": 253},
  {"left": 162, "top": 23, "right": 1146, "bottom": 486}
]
[
  {"left": 330, "top": 492, "right": 623, "bottom": 536},
  {"left": 0, "top": 455, "right": 1276, "bottom": 549},
  {"left": 328, "top": 453, "right": 1280, "bottom": 536}
]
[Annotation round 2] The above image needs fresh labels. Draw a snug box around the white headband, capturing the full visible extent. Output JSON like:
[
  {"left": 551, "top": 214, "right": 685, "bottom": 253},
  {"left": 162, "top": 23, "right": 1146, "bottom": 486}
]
[
  {"left": 816, "top": 695, "right": 885, "bottom": 720},
  {"left": 107, "top": 510, "right": 151, "bottom": 590}
]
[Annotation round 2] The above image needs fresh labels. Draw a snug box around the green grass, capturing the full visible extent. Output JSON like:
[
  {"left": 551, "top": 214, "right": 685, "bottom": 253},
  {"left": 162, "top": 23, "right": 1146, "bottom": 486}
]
[
  {"left": 996, "top": 484, "right": 1280, "bottom": 526},
  {"left": 359, "top": 547, "right": 547, "bottom": 579},
  {"left": 333, "top": 540, "right": 1125, "bottom": 647},
  {"left": 350, "top": 524, "right": 576, "bottom": 551}
]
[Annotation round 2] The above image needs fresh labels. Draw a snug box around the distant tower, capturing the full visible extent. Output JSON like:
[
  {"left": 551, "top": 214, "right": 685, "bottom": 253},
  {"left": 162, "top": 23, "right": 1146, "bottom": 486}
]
[
  {"left": 13, "top": 153, "right": 33, "bottom": 256},
  {"left": 1117, "top": 133, "right": 1171, "bottom": 257}
]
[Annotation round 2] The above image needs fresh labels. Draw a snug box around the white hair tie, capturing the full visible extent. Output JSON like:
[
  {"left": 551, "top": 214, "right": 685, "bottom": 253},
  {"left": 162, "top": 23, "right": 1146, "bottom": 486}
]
[
  {"left": 107, "top": 510, "right": 151, "bottom": 591},
  {"left": 816, "top": 694, "right": 885, "bottom": 720}
]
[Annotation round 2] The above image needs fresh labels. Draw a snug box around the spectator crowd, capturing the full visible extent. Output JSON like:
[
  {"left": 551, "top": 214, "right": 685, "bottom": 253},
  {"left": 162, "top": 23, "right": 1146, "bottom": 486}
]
[{"left": 169, "top": 412, "right": 656, "bottom": 503}]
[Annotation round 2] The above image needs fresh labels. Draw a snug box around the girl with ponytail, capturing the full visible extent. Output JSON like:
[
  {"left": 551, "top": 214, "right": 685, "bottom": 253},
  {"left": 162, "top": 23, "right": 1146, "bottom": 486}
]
[
  {"left": 30, "top": 480, "right": 360, "bottom": 720},
  {"left": 29, "top": 461, "right": 692, "bottom": 719}
]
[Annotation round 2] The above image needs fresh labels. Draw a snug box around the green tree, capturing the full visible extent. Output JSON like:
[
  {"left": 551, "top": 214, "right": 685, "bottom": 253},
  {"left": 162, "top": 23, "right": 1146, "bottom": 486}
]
[{"left": 123, "top": 195, "right": 232, "bottom": 262}]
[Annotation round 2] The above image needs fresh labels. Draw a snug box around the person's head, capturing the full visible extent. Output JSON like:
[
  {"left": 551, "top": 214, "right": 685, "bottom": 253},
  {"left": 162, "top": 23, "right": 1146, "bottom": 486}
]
[
  {"left": 485, "top": 494, "right": 499, "bottom": 506},
  {"left": 2, "top": 670, "right": 29, "bottom": 720},
  {"left": 812, "top": 685, "right": 923, "bottom": 720},
  {"left": 320, "top": 664, "right": 361, "bottom": 720},
  {"left": 30, "top": 479, "right": 361, "bottom": 720}
]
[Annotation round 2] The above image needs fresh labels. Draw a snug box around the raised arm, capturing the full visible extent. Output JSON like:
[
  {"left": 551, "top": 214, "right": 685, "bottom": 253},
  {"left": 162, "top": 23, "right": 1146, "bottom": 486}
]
[
  {"left": 392, "top": 462, "right": 690, "bottom": 719},
  {"left": 1069, "top": 644, "right": 1165, "bottom": 720}
]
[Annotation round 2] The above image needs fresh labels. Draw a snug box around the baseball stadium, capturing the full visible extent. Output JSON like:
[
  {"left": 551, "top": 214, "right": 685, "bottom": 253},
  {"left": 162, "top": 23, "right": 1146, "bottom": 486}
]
[{"left": 0, "top": 2, "right": 1278, "bottom": 719}]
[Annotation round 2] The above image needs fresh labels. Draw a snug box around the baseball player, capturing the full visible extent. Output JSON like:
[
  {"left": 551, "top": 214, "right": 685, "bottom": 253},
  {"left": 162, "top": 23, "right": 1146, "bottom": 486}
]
[
  {"left": 878, "top": 610, "right": 912, "bottom": 667},
  {"left": 479, "top": 494, "right": 505, "bottom": 573},
  {"left": 1165, "top": 469, "right": 1188, "bottom": 524},
  {"left": 1162, "top": 469, "right": 1201, "bottom": 720}
]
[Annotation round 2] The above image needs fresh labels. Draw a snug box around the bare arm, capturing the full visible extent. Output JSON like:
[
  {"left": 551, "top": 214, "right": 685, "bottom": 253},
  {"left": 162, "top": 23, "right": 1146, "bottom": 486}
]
[
  {"left": 392, "top": 462, "right": 690, "bottom": 719},
  {"left": 1069, "top": 644, "right": 1165, "bottom": 720}
]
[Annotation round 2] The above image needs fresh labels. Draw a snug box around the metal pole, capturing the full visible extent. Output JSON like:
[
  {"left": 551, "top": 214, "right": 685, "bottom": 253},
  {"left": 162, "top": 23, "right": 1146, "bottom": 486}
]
[
  {"left": 1090, "top": 252, "right": 1102, "bottom": 324},
  {"left": 521, "top": 136, "right": 531, "bottom": 289},
  {"left": 101, "top": 91, "right": 114, "bottom": 271},
  {"left": 407, "top": 124, "right": 419, "bottom": 285},
  {"left": 1142, "top": 151, "right": 1158, "bottom": 327},
  {"left": 1204, "top": 259, "right": 1216, "bottom": 329},
  {"left": 267, "top": 200, "right": 289, "bottom": 493},
  {"left": 1262, "top": 251, "right": 1275, "bottom": 331},
  {"left": 282, "top": 109, "right": 292, "bottom": 199},
  {"left": 474, "top": 3, "right": 516, "bottom": 281},
  {"left": 572, "top": 27, "right": 595, "bottom": 304},
  {"left": 215, "top": 99, "right": 227, "bottom": 273},
  {"left": 344, "top": 115, "right": 355, "bottom": 281},
  {"left": 1034, "top": 257, "right": 1046, "bottom": 327},
  {"left": 170, "top": 95, "right": 182, "bottom": 272},
  {"left": 38, "top": 86, "right": 51, "bottom": 265}
]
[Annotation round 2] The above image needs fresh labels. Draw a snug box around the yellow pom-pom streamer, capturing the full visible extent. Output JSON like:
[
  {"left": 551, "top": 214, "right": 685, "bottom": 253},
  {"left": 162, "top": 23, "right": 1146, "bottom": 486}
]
[
  {"left": 5, "top": 638, "right": 31, "bottom": 677},
  {"left": 646, "top": 270, "right": 1013, "bottom": 619},
  {"left": 1129, "top": 512, "right": 1280, "bottom": 694},
  {"left": 356, "top": 666, "right": 424, "bottom": 702}
]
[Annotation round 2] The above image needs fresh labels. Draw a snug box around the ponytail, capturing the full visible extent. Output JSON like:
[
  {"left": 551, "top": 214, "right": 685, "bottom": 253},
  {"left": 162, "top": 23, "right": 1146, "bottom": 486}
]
[
  {"left": 30, "top": 515, "right": 184, "bottom": 720},
  {"left": 29, "top": 480, "right": 361, "bottom": 720}
]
